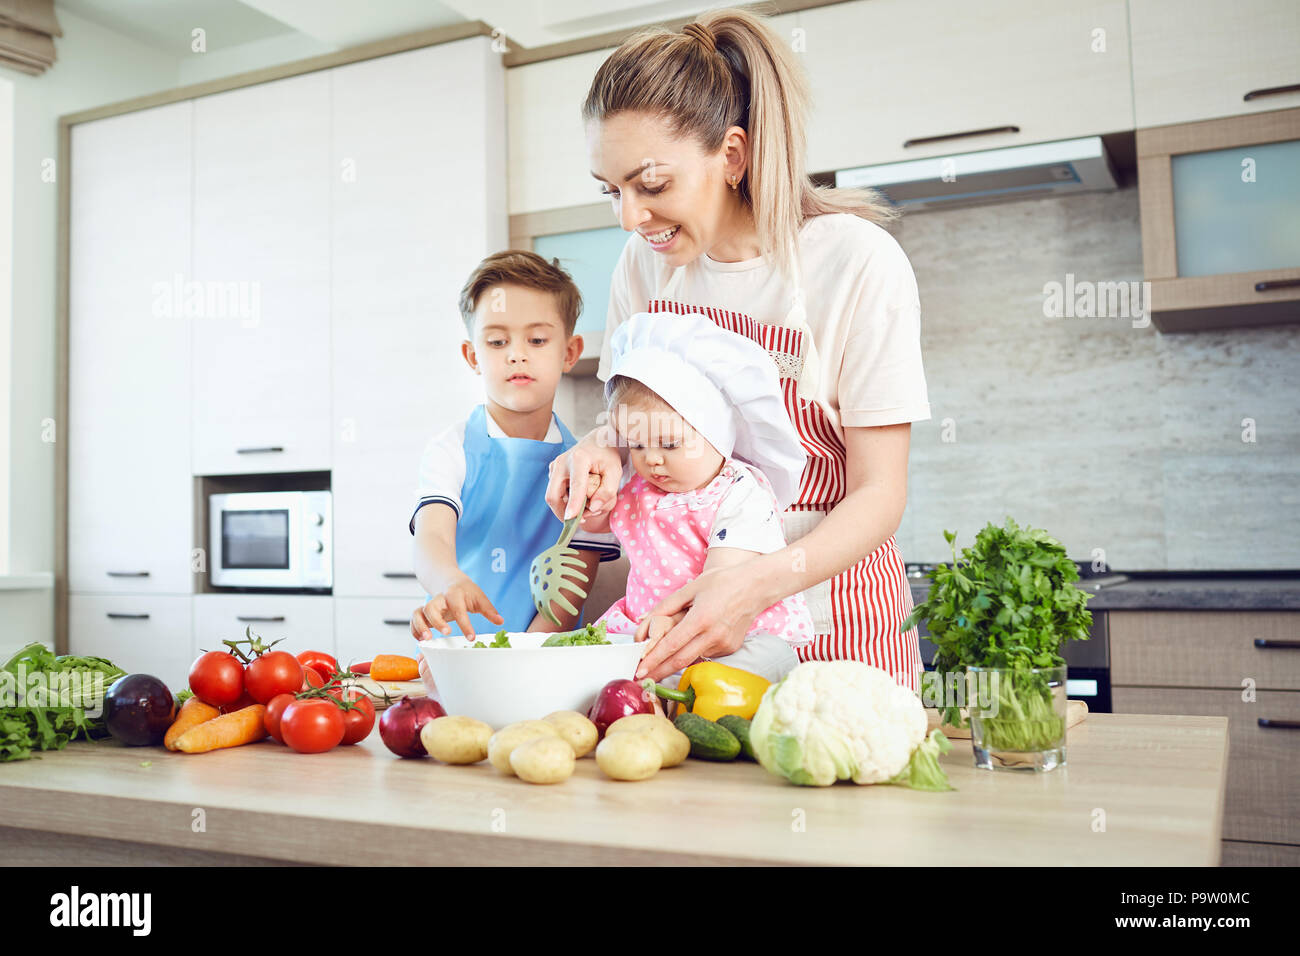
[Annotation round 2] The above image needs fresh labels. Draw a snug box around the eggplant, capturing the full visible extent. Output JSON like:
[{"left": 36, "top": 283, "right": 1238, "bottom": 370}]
[{"left": 103, "top": 674, "right": 175, "bottom": 746}]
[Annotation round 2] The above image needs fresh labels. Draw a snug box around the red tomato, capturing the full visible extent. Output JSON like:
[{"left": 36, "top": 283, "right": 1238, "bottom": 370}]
[
  {"left": 264, "top": 693, "right": 295, "bottom": 744},
  {"left": 244, "top": 651, "right": 303, "bottom": 704},
  {"left": 337, "top": 690, "right": 376, "bottom": 745},
  {"left": 301, "top": 667, "right": 325, "bottom": 692},
  {"left": 296, "top": 650, "right": 339, "bottom": 683},
  {"left": 189, "top": 651, "right": 244, "bottom": 707},
  {"left": 350, "top": 660, "right": 372, "bottom": 675},
  {"left": 280, "top": 698, "right": 345, "bottom": 754},
  {"left": 220, "top": 691, "right": 258, "bottom": 715}
]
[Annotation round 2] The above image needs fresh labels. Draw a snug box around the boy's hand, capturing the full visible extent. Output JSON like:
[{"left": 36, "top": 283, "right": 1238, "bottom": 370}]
[{"left": 411, "top": 575, "right": 504, "bottom": 641}]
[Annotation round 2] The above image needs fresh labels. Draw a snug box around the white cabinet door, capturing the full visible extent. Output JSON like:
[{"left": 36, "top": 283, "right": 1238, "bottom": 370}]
[
  {"left": 68, "top": 102, "right": 194, "bottom": 595},
  {"left": 801, "top": 0, "right": 1134, "bottom": 171},
  {"left": 330, "top": 39, "right": 501, "bottom": 597},
  {"left": 193, "top": 594, "right": 335, "bottom": 659},
  {"left": 334, "top": 597, "right": 426, "bottom": 669},
  {"left": 1130, "top": 0, "right": 1300, "bottom": 127},
  {"left": 191, "top": 71, "right": 332, "bottom": 476},
  {"left": 69, "top": 595, "right": 193, "bottom": 691}
]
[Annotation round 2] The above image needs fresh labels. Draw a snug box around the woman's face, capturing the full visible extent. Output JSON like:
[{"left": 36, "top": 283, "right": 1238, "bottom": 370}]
[
  {"left": 587, "top": 111, "right": 747, "bottom": 269},
  {"left": 613, "top": 400, "right": 723, "bottom": 494}
]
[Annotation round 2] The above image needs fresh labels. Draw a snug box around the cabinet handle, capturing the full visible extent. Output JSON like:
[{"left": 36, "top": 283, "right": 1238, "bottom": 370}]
[
  {"left": 1257, "top": 718, "right": 1300, "bottom": 730},
  {"left": 382, "top": 619, "right": 409, "bottom": 626},
  {"left": 1255, "top": 278, "right": 1300, "bottom": 293},
  {"left": 236, "top": 615, "right": 285, "bottom": 623},
  {"left": 106, "top": 612, "right": 150, "bottom": 620},
  {"left": 1254, "top": 639, "right": 1300, "bottom": 649},
  {"left": 1243, "top": 83, "right": 1300, "bottom": 102},
  {"left": 903, "top": 125, "right": 1020, "bottom": 149},
  {"left": 236, "top": 446, "right": 284, "bottom": 455},
  {"left": 382, "top": 571, "right": 417, "bottom": 579},
  {"left": 106, "top": 570, "right": 150, "bottom": 577}
]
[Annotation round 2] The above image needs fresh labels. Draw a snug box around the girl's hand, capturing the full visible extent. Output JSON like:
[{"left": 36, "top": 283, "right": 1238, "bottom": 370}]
[
  {"left": 546, "top": 426, "right": 622, "bottom": 521},
  {"left": 633, "top": 611, "right": 685, "bottom": 645},
  {"left": 633, "top": 563, "right": 769, "bottom": 681}
]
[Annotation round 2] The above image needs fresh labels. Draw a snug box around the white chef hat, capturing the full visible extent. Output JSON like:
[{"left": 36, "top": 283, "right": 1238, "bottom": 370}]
[{"left": 604, "top": 311, "right": 807, "bottom": 511}]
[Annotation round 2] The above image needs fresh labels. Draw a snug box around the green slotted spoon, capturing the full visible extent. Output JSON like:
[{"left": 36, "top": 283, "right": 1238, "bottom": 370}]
[{"left": 529, "top": 476, "right": 598, "bottom": 626}]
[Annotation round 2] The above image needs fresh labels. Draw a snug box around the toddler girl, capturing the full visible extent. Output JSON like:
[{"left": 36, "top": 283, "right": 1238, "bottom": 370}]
[{"left": 585, "top": 312, "right": 813, "bottom": 683}]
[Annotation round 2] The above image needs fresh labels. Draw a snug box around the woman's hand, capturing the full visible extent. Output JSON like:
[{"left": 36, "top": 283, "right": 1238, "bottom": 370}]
[
  {"left": 633, "top": 562, "right": 771, "bottom": 681},
  {"left": 545, "top": 425, "right": 623, "bottom": 521},
  {"left": 410, "top": 574, "right": 504, "bottom": 642}
]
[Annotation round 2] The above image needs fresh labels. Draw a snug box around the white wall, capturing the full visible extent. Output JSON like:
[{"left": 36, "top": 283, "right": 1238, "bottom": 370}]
[{"left": 1, "top": 10, "right": 181, "bottom": 648}]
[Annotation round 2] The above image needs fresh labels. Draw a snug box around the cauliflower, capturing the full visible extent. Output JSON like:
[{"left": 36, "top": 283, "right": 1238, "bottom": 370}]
[{"left": 749, "top": 661, "right": 953, "bottom": 790}]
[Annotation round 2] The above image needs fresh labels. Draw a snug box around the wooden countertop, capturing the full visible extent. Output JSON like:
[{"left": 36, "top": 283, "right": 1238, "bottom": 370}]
[{"left": 0, "top": 713, "right": 1229, "bottom": 866}]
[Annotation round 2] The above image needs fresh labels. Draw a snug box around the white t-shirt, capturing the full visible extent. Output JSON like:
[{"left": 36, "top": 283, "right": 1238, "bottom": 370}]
[
  {"left": 597, "top": 213, "right": 931, "bottom": 439},
  {"left": 705, "top": 461, "right": 788, "bottom": 554},
  {"left": 410, "top": 411, "right": 620, "bottom": 561}
]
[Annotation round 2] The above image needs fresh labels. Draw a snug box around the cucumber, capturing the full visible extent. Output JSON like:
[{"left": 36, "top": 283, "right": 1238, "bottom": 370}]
[
  {"left": 673, "top": 712, "right": 740, "bottom": 761},
  {"left": 716, "top": 715, "right": 755, "bottom": 761}
]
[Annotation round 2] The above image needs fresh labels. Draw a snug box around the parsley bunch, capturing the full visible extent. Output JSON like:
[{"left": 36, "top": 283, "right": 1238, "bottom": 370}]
[{"left": 902, "top": 517, "right": 1092, "bottom": 730}]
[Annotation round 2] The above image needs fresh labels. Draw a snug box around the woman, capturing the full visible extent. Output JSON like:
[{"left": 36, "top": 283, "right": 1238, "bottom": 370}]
[{"left": 546, "top": 9, "right": 931, "bottom": 692}]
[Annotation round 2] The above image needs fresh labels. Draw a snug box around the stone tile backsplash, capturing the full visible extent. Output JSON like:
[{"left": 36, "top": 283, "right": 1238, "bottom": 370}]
[{"left": 562, "top": 185, "right": 1300, "bottom": 570}]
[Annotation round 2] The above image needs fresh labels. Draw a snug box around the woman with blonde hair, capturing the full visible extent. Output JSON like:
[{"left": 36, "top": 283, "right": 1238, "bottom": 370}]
[{"left": 546, "top": 7, "right": 931, "bottom": 693}]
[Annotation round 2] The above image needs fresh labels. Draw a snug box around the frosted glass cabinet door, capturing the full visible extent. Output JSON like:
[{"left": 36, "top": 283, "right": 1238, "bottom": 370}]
[{"left": 1171, "top": 139, "right": 1300, "bottom": 277}]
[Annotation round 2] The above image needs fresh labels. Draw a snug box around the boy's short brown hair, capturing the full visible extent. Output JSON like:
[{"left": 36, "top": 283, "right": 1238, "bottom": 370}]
[{"left": 458, "top": 250, "right": 583, "bottom": 337}]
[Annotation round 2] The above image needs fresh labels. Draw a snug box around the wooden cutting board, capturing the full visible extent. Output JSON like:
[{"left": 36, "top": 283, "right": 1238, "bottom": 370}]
[
  {"left": 926, "top": 699, "right": 1088, "bottom": 739},
  {"left": 341, "top": 677, "right": 427, "bottom": 710}
]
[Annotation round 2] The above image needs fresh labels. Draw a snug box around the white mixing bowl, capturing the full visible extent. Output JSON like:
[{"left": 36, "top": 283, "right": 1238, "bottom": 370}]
[{"left": 417, "top": 631, "right": 647, "bottom": 729}]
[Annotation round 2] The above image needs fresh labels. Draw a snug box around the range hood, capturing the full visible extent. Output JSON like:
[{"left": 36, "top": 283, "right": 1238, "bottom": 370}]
[{"left": 835, "top": 136, "right": 1118, "bottom": 211}]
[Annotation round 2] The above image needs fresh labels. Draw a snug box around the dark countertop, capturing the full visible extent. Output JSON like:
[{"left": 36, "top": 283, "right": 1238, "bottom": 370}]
[{"left": 908, "top": 575, "right": 1300, "bottom": 612}]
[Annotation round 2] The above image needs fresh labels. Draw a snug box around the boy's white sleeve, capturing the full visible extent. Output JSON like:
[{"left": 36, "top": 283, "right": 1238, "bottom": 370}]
[
  {"left": 570, "top": 530, "right": 621, "bottom": 562},
  {"left": 408, "top": 422, "right": 467, "bottom": 534},
  {"left": 707, "top": 471, "right": 788, "bottom": 555}
]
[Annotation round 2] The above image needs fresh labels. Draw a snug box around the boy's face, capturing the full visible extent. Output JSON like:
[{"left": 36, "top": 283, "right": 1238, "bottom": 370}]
[
  {"left": 462, "top": 284, "right": 583, "bottom": 414},
  {"left": 614, "top": 400, "right": 723, "bottom": 493}
]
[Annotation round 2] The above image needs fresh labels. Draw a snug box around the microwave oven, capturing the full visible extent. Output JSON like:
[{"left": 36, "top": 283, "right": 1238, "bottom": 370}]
[{"left": 209, "top": 491, "right": 332, "bottom": 590}]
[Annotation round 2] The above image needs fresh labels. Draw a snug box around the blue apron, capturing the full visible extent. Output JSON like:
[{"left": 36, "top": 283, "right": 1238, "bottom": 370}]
[{"left": 448, "top": 404, "right": 579, "bottom": 636}]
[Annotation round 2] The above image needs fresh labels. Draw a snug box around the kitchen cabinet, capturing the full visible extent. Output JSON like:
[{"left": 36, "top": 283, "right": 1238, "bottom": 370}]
[
  {"left": 1129, "top": 0, "right": 1300, "bottom": 128},
  {"left": 1136, "top": 108, "right": 1300, "bottom": 332},
  {"left": 334, "top": 597, "right": 425, "bottom": 668},
  {"left": 193, "top": 594, "right": 335, "bottom": 659},
  {"left": 67, "top": 101, "right": 194, "bottom": 595},
  {"left": 68, "top": 595, "right": 193, "bottom": 690},
  {"left": 800, "top": 0, "right": 1133, "bottom": 172},
  {"left": 329, "top": 40, "right": 497, "bottom": 598},
  {"left": 1110, "top": 610, "right": 1300, "bottom": 861},
  {"left": 190, "top": 71, "right": 333, "bottom": 477}
]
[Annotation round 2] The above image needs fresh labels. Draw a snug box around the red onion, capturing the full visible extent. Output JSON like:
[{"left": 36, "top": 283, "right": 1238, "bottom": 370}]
[
  {"left": 587, "top": 679, "right": 656, "bottom": 738},
  {"left": 379, "top": 695, "right": 447, "bottom": 757}
]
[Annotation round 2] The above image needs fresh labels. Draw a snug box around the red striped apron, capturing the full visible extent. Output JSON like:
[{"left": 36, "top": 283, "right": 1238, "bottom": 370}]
[{"left": 646, "top": 296, "right": 923, "bottom": 694}]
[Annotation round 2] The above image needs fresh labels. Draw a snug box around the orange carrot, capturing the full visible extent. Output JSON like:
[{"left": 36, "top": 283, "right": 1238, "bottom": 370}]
[
  {"left": 174, "top": 704, "right": 268, "bottom": 754},
  {"left": 370, "top": 654, "right": 420, "bottom": 681},
  {"left": 164, "top": 696, "right": 221, "bottom": 751}
]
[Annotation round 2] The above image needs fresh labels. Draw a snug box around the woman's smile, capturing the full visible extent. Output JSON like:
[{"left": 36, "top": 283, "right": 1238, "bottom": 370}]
[{"left": 640, "top": 224, "right": 681, "bottom": 250}]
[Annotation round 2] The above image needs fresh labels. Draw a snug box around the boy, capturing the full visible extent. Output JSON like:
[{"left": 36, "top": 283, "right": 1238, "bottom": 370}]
[{"left": 409, "top": 251, "right": 619, "bottom": 643}]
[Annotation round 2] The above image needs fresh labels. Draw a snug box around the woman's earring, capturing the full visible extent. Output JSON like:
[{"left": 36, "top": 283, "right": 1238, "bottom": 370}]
[{"left": 729, "top": 176, "right": 739, "bottom": 190}]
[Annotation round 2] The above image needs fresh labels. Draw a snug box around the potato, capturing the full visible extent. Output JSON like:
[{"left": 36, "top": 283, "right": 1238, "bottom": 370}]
[
  {"left": 543, "top": 710, "right": 598, "bottom": 758},
  {"left": 420, "top": 715, "right": 492, "bottom": 764},
  {"left": 595, "top": 730, "right": 663, "bottom": 781},
  {"left": 487, "top": 720, "right": 562, "bottom": 774},
  {"left": 607, "top": 714, "right": 689, "bottom": 767},
  {"left": 509, "top": 735, "right": 576, "bottom": 784}
]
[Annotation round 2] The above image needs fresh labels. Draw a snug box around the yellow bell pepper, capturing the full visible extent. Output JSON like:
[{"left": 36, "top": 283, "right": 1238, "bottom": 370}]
[{"left": 652, "top": 661, "right": 770, "bottom": 721}]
